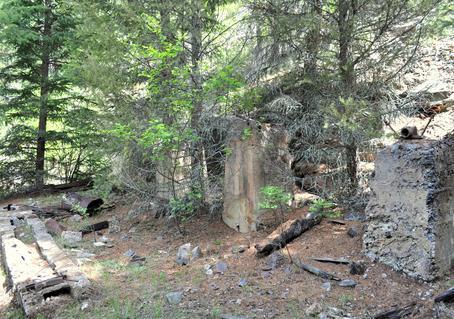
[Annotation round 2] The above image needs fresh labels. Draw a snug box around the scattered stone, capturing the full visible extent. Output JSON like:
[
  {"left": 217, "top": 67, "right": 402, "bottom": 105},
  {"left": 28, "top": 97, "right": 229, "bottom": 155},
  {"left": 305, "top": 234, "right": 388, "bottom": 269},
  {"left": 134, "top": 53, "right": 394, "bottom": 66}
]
[
  {"left": 124, "top": 249, "right": 136, "bottom": 258},
  {"left": 61, "top": 231, "right": 82, "bottom": 247},
  {"left": 347, "top": 227, "right": 359, "bottom": 238},
  {"left": 344, "top": 211, "right": 366, "bottom": 221},
  {"left": 305, "top": 302, "right": 322, "bottom": 316},
  {"left": 239, "top": 278, "right": 248, "bottom": 287},
  {"left": 93, "top": 242, "right": 106, "bottom": 247},
  {"left": 176, "top": 243, "right": 191, "bottom": 266},
  {"left": 350, "top": 262, "right": 366, "bottom": 275},
  {"left": 191, "top": 246, "right": 202, "bottom": 260},
  {"left": 232, "top": 245, "right": 247, "bottom": 254},
  {"left": 108, "top": 217, "right": 121, "bottom": 233},
  {"left": 321, "top": 282, "right": 331, "bottom": 292},
  {"left": 99, "top": 235, "right": 110, "bottom": 243},
  {"left": 381, "top": 273, "right": 388, "bottom": 279},
  {"left": 363, "top": 274, "right": 368, "bottom": 279},
  {"left": 120, "top": 234, "right": 130, "bottom": 241},
  {"left": 80, "top": 301, "right": 89, "bottom": 311},
  {"left": 165, "top": 291, "right": 183, "bottom": 304},
  {"left": 75, "top": 250, "right": 95, "bottom": 259},
  {"left": 262, "top": 252, "right": 284, "bottom": 271},
  {"left": 214, "top": 261, "right": 228, "bottom": 274},
  {"left": 156, "top": 235, "right": 163, "bottom": 240},
  {"left": 338, "top": 279, "right": 357, "bottom": 288},
  {"left": 209, "top": 283, "right": 219, "bottom": 290},
  {"left": 128, "top": 227, "right": 137, "bottom": 233},
  {"left": 69, "top": 215, "right": 83, "bottom": 222}
]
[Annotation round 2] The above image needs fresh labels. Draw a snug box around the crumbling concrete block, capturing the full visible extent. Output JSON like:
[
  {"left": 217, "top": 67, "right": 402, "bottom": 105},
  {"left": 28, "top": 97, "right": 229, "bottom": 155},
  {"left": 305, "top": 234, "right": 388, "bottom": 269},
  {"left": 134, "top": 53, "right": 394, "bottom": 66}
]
[
  {"left": 223, "top": 119, "right": 291, "bottom": 233},
  {"left": 364, "top": 136, "right": 454, "bottom": 280}
]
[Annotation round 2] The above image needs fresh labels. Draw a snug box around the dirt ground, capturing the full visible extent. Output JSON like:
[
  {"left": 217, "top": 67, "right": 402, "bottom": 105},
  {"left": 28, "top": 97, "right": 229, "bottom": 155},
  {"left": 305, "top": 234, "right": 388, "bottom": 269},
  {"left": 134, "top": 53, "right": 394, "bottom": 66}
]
[{"left": 1, "top": 195, "right": 453, "bottom": 319}]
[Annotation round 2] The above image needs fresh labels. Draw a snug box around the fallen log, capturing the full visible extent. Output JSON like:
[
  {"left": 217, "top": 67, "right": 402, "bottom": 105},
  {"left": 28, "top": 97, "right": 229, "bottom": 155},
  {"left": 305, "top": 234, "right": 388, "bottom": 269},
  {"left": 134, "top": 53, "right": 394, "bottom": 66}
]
[
  {"left": 62, "top": 192, "right": 103, "bottom": 216},
  {"left": 294, "top": 259, "right": 341, "bottom": 281},
  {"left": 43, "top": 179, "right": 93, "bottom": 192},
  {"left": 373, "top": 302, "right": 418, "bottom": 319},
  {"left": 80, "top": 220, "right": 109, "bottom": 235},
  {"left": 311, "top": 257, "right": 350, "bottom": 264},
  {"left": 434, "top": 287, "right": 454, "bottom": 303},
  {"left": 255, "top": 215, "right": 321, "bottom": 258}
]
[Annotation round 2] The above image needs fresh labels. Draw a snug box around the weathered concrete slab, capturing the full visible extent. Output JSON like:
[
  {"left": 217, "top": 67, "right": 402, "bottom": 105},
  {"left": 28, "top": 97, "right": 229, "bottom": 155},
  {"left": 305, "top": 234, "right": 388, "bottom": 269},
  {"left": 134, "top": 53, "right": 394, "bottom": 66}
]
[
  {"left": 223, "top": 120, "right": 291, "bottom": 233},
  {"left": 364, "top": 136, "right": 454, "bottom": 280},
  {"left": 26, "top": 215, "right": 90, "bottom": 299},
  {"left": 0, "top": 235, "right": 69, "bottom": 317}
]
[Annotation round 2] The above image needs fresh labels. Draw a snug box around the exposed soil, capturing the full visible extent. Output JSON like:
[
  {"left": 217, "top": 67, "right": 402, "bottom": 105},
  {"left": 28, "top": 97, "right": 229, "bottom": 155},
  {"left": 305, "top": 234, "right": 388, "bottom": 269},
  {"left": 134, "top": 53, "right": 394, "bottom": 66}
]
[{"left": 1, "top": 196, "right": 453, "bottom": 319}]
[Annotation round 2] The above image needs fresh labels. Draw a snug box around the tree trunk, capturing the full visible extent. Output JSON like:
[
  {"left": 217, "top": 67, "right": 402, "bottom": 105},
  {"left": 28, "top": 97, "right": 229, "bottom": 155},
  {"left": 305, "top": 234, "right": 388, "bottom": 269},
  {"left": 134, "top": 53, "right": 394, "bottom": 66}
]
[
  {"left": 304, "top": 0, "right": 322, "bottom": 77},
  {"left": 338, "top": 0, "right": 355, "bottom": 87},
  {"left": 36, "top": 0, "right": 52, "bottom": 189},
  {"left": 189, "top": 0, "right": 205, "bottom": 198}
]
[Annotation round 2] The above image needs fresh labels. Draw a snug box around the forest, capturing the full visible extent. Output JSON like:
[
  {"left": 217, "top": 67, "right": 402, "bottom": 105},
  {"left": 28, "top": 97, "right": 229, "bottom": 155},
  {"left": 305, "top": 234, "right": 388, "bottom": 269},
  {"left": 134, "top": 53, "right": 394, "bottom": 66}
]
[{"left": 0, "top": 0, "right": 453, "bottom": 318}]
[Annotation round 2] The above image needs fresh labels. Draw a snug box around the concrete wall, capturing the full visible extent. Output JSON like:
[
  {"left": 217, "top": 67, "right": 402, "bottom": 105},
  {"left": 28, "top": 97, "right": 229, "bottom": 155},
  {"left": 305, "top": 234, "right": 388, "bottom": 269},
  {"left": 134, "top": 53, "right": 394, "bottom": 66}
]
[
  {"left": 223, "top": 120, "right": 291, "bottom": 233},
  {"left": 364, "top": 136, "right": 454, "bottom": 280}
]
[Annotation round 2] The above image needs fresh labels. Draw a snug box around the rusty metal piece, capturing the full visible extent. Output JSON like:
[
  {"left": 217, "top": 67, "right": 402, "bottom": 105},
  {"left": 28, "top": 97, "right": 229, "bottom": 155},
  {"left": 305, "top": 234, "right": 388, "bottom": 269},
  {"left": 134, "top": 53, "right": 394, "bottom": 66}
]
[
  {"left": 400, "top": 126, "right": 422, "bottom": 139},
  {"left": 61, "top": 192, "right": 103, "bottom": 216}
]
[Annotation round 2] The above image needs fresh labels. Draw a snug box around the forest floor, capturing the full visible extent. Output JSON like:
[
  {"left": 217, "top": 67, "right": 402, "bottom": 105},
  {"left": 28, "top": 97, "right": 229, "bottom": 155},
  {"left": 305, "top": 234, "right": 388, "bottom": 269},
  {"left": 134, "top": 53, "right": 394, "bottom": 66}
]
[{"left": 1, "top": 194, "right": 453, "bottom": 319}]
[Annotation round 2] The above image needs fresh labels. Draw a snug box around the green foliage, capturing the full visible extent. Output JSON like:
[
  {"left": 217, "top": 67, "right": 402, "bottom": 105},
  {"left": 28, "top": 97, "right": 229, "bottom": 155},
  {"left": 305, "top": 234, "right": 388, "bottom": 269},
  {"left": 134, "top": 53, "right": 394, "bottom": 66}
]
[
  {"left": 259, "top": 186, "right": 291, "bottom": 210},
  {"left": 169, "top": 189, "right": 204, "bottom": 230},
  {"left": 241, "top": 127, "right": 253, "bottom": 140},
  {"left": 308, "top": 199, "right": 341, "bottom": 218}
]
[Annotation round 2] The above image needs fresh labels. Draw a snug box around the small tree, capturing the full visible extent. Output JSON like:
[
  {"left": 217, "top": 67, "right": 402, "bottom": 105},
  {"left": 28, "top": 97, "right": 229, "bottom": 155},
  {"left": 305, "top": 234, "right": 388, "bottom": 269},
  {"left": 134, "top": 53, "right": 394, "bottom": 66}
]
[{"left": 259, "top": 185, "right": 292, "bottom": 223}]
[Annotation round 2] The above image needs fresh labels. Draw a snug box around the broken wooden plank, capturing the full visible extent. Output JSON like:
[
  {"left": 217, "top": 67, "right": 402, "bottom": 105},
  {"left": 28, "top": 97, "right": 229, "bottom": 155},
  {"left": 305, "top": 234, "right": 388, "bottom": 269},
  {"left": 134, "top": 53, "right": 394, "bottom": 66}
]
[
  {"left": 26, "top": 215, "right": 90, "bottom": 299},
  {"left": 311, "top": 257, "right": 351, "bottom": 264},
  {"left": 434, "top": 287, "right": 454, "bottom": 303},
  {"left": 255, "top": 215, "right": 321, "bottom": 258},
  {"left": 373, "top": 302, "right": 418, "bottom": 319},
  {"left": 294, "top": 259, "right": 341, "bottom": 281}
]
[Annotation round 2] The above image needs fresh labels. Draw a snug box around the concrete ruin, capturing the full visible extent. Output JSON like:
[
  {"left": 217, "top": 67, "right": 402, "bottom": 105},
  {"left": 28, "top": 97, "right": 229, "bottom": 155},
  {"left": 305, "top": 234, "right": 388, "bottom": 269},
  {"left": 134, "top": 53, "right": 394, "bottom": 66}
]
[
  {"left": 222, "top": 119, "right": 291, "bottom": 233},
  {"left": 364, "top": 135, "right": 454, "bottom": 280}
]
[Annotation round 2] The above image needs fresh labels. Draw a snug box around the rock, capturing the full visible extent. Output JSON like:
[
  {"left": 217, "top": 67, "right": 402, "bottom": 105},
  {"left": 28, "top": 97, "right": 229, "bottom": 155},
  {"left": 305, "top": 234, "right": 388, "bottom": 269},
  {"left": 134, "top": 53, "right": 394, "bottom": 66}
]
[
  {"left": 124, "top": 249, "right": 136, "bottom": 258},
  {"left": 203, "top": 264, "right": 213, "bottom": 275},
  {"left": 99, "top": 235, "right": 110, "bottom": 243},
  {"left": 232, "top": 245, "right": 247, "bottom": 254},
  {"left": 69, "top": 215, "right": 83, "bottom": 222},
  {"left": 93, "top": 242, "right": 106, "bottom": 247},
  {"left": 176, "top": 243, "right": 191, "bottom": 266},
  {"left": 338, "top": 279, "right": 357, "bottom": 288},
  {"left": 350, "top": 262, "right": 366, "bottom": 275},
  {"left": 45, "top": 219, "right": 66, "bottom": 236},
  {"left": 80, "top": 301, "right": 89, "bottom": 311},
  {"left": 120, "top": 234, "right": 130, "bottom": 241},
  {"left": 61, "top": 231, "right": 82, "bottom": 247},
  {"left": 262, "top": 252, "right": 285, "bottom": 271},
  {"left": 239, "top": 278, "right": 248, "bottom": 287},
  {"left": 191, "top": 246, "right": 202, "bottom": 260},
  {"left": 305, "top": 302, "right": 322, "bottom": 316},
  {"left": 108, "top": 217, "right": 121, "bottom": 233},
  {"left": 165, "top": 291, "right": 183, "bottom": 304},
  {"left": 76, "top": 250, "right": 95, "bottom": 259},
  {"left": 214, "top": 261, "right": 228, "bottom": 274},
  {"left": 128, "top": 227, "right": 137, "bottom": 233},
  {"left": 293, "top": 192, "right": 321, "bottom": 207},
  {"left": 347, "top": 227, "right": 359, "bottom": 238},
  {"left": 321, "top": 282, "right": 331, "bottom": 292},
  {"left": 344, "top": 211, "right": 366, "bottom": 221},
  {"left": 130, "top": 255, "right": 146, "bottom": 266}
]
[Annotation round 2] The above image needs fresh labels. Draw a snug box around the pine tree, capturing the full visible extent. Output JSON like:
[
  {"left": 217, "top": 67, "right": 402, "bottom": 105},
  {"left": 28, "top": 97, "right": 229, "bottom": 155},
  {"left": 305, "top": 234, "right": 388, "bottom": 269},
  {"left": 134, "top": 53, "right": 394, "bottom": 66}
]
[{"left": 0, "top": 0, "right": 76, "bottom": 189}]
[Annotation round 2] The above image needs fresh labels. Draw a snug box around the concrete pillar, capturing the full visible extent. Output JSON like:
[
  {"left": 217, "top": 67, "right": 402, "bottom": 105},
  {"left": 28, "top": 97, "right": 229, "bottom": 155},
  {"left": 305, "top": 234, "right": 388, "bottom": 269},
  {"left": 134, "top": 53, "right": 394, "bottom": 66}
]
[
  {"left": 364, "top": 136, "right": 454, "bottom": 280},
  {"left": 222, "top": 120, "right": 291, "bottom": 233}
]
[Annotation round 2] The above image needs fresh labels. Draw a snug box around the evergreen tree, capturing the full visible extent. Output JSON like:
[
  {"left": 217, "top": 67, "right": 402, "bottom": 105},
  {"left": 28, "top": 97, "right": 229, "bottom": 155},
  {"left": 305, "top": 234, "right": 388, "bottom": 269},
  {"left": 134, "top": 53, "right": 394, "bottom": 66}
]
[{"left": 0, "top": 0, "right": 76, "bottom": 189}]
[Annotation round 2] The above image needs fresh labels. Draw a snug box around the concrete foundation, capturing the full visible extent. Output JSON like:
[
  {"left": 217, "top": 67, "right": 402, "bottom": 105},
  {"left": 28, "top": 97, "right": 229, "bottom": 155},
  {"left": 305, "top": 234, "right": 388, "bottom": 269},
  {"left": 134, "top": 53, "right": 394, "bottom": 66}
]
[
  {"left": 364, "top": 136, "right": 454, "bottom": 280},
  {"left": 223, "top": 120, "right": 291, "bottom": 233}
]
